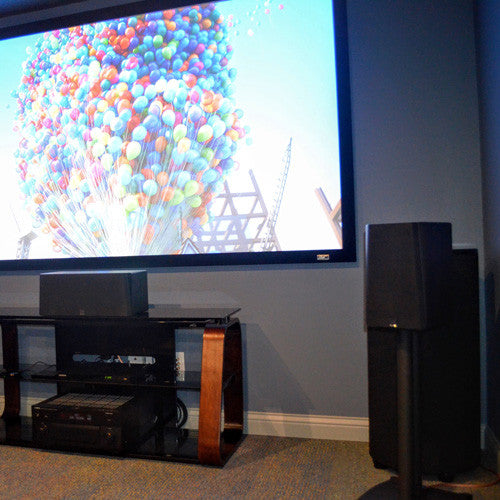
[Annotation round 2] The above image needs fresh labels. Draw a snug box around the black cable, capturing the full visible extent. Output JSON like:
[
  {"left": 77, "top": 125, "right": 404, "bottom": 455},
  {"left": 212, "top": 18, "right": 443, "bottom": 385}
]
[{"left": 176, "top": 397, "right": 188, "bottom": 428}]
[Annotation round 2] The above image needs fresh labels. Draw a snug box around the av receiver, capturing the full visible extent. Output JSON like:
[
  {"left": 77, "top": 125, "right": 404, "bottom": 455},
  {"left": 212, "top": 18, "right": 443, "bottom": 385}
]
[{"left": 32, "top": 393, "right": 158, "bottom": 452}]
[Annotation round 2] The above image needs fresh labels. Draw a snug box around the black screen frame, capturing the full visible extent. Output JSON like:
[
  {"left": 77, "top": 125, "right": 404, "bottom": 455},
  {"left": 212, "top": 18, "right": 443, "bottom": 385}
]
[{"left": 0, "top": 0, "right": 356, "bottom": 271}]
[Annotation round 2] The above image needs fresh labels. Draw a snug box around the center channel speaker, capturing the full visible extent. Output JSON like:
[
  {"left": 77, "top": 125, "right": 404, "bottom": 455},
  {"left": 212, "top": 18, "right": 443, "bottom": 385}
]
[
  {"left": 39, "top": 270, "right": 148, "bottom": 317},
  {"left": 365, "top": 222, "right": 480, "bottom": 477}
]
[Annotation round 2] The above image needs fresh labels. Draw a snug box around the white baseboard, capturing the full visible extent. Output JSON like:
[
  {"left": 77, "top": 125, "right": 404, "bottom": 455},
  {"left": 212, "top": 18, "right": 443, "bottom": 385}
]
[
  {"left": 186, "top": 407, "right": 368, "bottom": 441},
  {"left": 0, "top": 395, "right": 56, "bottom": 417},
  {"left": 244, "top": 411, "right": 369, "bottom": 442}
]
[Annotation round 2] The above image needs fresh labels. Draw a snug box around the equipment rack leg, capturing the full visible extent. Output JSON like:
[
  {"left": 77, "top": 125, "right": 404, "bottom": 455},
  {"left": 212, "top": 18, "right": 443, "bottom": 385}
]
[
  {"left": 1, "top": 321, "right": 21, "bottom": 421},
  {"left": 198, "top": 319, "right": 243, "bottom": 465}
]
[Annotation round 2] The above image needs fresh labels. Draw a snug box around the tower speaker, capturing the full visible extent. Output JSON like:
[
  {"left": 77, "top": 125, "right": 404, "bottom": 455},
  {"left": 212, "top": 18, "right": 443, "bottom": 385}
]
[
  {"left": 366, "top": 222, "right": 480, "bottom": 477},
  {"left": 365, "top": 222, "right": 452, "bottom": 330}
]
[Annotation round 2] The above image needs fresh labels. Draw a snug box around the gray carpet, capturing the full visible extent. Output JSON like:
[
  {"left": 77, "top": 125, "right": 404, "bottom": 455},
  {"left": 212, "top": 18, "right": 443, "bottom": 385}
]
[{"left": 0, "top": 436, "right": 498, "bottom": 499}]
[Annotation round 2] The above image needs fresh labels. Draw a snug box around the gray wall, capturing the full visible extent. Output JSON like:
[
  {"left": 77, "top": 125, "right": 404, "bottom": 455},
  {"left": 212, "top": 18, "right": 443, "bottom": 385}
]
[
  {"left": 476, "top": 0, "right": 500, "bottom": 440},
  {"left": 0, "top": 0, "right": 484, "bottom": 419}
]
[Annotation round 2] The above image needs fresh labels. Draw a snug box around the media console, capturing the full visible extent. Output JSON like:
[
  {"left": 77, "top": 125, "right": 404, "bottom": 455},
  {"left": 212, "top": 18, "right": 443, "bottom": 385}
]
[{"left": 0, "top": 305, "right": 243, "bottom": 466}]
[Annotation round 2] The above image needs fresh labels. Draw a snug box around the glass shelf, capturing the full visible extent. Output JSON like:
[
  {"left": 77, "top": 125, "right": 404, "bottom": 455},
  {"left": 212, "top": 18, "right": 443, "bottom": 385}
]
[
  {"left": 0, "top": 417, "right": 200, "bottom": 463},
  {"left": 0, "top": 364, "right": 203, "bottom": 390},
  {"left": 0, "top": 305, "right": 241, "bottom": 326}
]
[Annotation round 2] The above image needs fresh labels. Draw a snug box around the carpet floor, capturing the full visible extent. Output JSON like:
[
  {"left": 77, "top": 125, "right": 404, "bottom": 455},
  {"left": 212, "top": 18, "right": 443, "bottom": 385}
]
[{"left": 0, "top": 436, "right": 498, "bottom": 499}]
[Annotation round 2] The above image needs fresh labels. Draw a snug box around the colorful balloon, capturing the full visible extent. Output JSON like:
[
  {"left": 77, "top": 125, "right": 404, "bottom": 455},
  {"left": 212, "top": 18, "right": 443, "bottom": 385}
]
[{"left": 12, "top": 3, "right": 249, "bottom": 257}]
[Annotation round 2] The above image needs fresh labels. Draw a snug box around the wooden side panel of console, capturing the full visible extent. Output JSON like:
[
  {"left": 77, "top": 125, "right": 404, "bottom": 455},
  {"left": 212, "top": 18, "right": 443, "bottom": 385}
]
[{"left": 198, "top": 321, "right": 243, "bottom": 465}]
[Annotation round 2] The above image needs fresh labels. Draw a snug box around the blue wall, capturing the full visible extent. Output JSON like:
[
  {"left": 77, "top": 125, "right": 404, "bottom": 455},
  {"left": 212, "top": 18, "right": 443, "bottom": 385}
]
[{"left": 0, "top": 0, "right": 485, "bottom": 425}]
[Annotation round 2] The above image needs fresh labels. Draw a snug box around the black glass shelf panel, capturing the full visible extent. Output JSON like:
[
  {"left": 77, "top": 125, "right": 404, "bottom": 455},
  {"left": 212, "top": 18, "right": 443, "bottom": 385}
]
[
  {"left": 133, "top": 426, "right": 199, "bottom": 462},
  {"left": 0, "top": 364, "right": 203, "bottom": 390},
  {"left": 0, "top": 305, "right": 240, "bottom": 326},
  {"left": 0, "top": 417, "right": 200, "bottom": 463}
]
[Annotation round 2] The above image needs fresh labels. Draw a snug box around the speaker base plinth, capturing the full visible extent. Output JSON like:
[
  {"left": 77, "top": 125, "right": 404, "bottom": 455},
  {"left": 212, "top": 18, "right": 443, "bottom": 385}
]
[{"left": 359, "top": 477, "right": 472, "bottom": 499}]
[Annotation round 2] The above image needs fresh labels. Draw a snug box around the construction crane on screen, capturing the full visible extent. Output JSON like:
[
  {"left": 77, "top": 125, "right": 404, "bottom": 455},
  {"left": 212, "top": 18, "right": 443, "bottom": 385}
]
[{"left": 260, "top": 138, "right": 292, "bottom": 251}]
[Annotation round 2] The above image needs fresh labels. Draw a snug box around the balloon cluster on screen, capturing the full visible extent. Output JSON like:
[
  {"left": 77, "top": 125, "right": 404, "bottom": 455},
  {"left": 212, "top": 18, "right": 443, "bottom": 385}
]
[{"left": 13, "top": 3, "right": 248, "bottom": 257}]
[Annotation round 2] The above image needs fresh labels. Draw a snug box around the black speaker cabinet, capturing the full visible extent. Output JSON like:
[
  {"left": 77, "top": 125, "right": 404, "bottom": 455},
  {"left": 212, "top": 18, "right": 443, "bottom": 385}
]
[
  {"left": 365, "top": 222, "right": 452, "bottom": 330},
  {"left": 367, "top": 249, "right": 481, "bottom": 477},
  {"left": 39, "top": 270, "right": 148, "bottom": 317}
]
